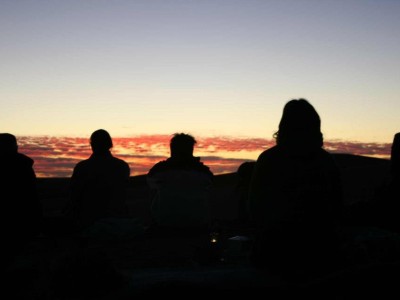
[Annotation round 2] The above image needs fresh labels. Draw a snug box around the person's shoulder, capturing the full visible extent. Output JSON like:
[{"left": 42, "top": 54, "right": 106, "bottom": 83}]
[
  {"left": 72, "top": 157, "right": 92, "bottom": 173},
  {"left": 109, "top": 156, "right": 130, "bottom": 175},
  {"left": 190, "top": 157, "right": 213, "bottom": 176},
  {"left": 16, "top": 152, "right": 34, "bottom": 166},
  {"left": 313, "top": 149, "right": 341, "bottom": 174},
  {"left": 151, "top": 160, "right": 168, "bottom": 168},
  {"left": 75, "top": 158, "right": 90, "bottom": 167},
  {"left": 147, "top": 160, "right": 169, "bottom": 175},
  {"left": 257, "top": 145, "right": 279, "bottom": 160},
  {"left": 318, "top": 148, "right": 337, "bottom": 162},
  {"left": 319, "top": 148, "right": 333, "bottom": 156},
  {"left": 148, "top": 158, "right": 213, "bottom": 177},
  {"left": 112, "top": 155, "right": 129, "bottom": 166}
]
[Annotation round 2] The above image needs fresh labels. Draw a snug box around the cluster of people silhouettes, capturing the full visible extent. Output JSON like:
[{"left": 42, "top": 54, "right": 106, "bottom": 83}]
[{"left": 2, "top": 98, "right": 400, "bottom": 295}]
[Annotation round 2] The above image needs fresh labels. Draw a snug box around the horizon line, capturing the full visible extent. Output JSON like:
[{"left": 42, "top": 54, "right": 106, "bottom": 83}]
[{"left": 14, "top": 135, "right": 392, "bottom": 178}]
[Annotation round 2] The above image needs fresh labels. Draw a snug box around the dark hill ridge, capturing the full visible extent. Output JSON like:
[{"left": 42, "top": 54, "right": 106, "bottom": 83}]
[{"left": 333, "top": 153, "right": 390, "bottom": 169}]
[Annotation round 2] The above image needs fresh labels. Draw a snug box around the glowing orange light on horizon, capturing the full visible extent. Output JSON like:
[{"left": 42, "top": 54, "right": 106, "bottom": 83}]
[{"left": 15, "top": 135, "right": 391, "bottom": 178}]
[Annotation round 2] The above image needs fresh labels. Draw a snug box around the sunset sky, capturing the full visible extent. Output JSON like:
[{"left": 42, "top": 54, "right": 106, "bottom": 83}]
[{"left": 1, "top": 0, "right": 399, "bottom": 177}]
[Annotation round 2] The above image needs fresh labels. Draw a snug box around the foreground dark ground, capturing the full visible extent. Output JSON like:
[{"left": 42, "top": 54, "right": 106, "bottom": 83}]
[{"left": 6, "top": 154, "right": 400, "bottom": 299}]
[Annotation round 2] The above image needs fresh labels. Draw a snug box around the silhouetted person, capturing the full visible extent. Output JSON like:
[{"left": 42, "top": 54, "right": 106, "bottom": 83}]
[
  {"left": 248, "top": 99, "right": 343, "bottom": 280},
  {"left": 66, "top": 129, "right": 130, "bottom": 231},
  {"left": 390, "top": 132, "right": 400, "bottom": 180},
  {"left": 371, "top": 132, "right": 400, "bottom": 233},
  {"left": 147, "top": 133, "right": 214, "bottom": 234},
  {"left": 0, "top": 133, "right": 43, "bottom": 259},
  {"left": 235, "top": 161, "right": 256, "bottom": 224}
]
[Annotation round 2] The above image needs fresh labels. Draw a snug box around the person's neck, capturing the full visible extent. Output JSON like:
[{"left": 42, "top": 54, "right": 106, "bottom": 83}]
[{"left": 92, "top": 150, "right": 111, "bottom": 156}]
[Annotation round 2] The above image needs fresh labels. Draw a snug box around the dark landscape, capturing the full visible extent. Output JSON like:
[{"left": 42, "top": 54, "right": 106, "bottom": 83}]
[{"left": 7, "top": 153, "right": 400, "bottom": 299}]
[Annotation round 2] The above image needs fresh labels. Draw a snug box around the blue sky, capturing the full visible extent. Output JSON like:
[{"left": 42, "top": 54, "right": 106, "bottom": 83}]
[{"left": 1, "top": 0, "right": 399, "bottom": 144}]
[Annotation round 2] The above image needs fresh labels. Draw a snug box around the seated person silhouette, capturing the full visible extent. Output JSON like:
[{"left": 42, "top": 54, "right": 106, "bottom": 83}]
[
  {"left": 147, "top": 133, "right": 214, "bottom": 235},
  {"left": 248, "top": 99, "right": 344, "bottom": 279},
  {"left": 372, "top": 132, "right": 400, "bottom": 232},
  {"left": 391, "top": 132, "right": 400, "bottom": 180},
  {"left": 0, "top": 133, "right": 43, "bottom": 257},
  {"left": 66, "top": 129, "right": 130, "bottom": 231},
  {"left": 236, "top": 161, "right": 256, "bottom": 224}
]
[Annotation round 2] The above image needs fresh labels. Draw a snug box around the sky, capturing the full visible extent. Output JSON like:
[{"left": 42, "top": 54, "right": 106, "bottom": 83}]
[{"left": 1, "top": 0, "right": 399, "bottom": 177}]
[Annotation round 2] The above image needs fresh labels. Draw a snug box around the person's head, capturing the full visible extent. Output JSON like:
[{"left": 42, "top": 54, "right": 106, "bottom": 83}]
[
  {"left": 170, "top": 133, "right": 196, "bottom": 159},
  {"left": 274, "top": 99, "right": 323, "bottom": 149},
  {"left": 0, "top": 133, "right": 18, "bottom": 155},
  {"left": 90, "top": 129, "right": 113, "bottom": 154}
]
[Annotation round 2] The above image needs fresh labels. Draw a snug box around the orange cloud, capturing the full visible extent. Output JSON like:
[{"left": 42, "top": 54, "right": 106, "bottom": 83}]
[{"left": 15, "top": 135, "right": 391, "bottom": 178}]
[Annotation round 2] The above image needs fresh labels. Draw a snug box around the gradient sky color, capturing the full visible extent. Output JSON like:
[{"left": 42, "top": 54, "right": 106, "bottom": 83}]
[{"left": 1, "top": 1, "right": 399, "bottom": 176}]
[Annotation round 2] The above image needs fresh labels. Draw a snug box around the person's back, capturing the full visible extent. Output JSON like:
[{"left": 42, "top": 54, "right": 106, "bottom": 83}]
[
  {"left": 248, "top": 99, "right": 343, "bottom": 278},
  {"left": 147, "top": 133, "right": 213, "bottom": 232},
  {"left": 235, "top": 161, "right": 256, "bottom": 224},
  {"left": 68, "top": 129, "right": 130, "bottom": 230},
  {"left": 250, "top": 146, "right": 342, "bottom": 228}
]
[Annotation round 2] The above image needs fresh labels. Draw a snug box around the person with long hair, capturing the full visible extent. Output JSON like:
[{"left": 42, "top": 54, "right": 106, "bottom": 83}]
[{"left": 248, "top": 99, "right": 343, "bottom": 280}]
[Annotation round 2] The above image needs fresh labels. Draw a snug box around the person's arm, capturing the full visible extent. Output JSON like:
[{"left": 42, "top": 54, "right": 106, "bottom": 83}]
[
  {"left": 63, "top": 164, "right": 83, "bottom": 217},
  {"left": 146, "top": 171, "right": 164, "bottom": 189},
  {"left": 122, "top": 161, "right": 131, "bottom": 188},
  {"left": 146, "top": 162, "right": 168, "bottom": 188},
  {"left": 247, "top": 156, "right": 265, "bottom": 225},
  {"left": 24, "top": 157, "right": 43, "bottom": 235},
  {"left": 247, "top": 149, "right": 280, "bottom": 227}
]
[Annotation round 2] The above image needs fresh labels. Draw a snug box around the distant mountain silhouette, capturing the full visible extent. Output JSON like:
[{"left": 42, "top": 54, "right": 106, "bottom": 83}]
[{"left": 332, "top": 153, "right": 390, "bottom": 169}]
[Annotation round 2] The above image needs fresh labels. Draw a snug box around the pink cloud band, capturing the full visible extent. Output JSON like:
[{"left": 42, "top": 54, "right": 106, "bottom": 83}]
[{"left": 15, "top": 135, "right": 391, "bottom": 178}]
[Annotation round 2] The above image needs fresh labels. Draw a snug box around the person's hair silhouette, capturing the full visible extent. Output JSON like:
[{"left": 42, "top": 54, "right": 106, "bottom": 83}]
[
  {"left": 90, "top": 129, "right": 113, "bottom": 153},
  {"left": 66, "top": 129, "right": 130, "bottom": 231},
  {"left": 0, "top": 133, "right": 18, "bottom": 154},
  {"left": 170, "top": 133, "right": 197, "bottom": 159},
  {"left": 274, "top": 98, "right": 323, "bottom": 149},
  {"left": 248, "top": 99, "right": 343, "bottom": 279},
  {"left": 147, "top": 133, "right": 213, "bottom": 234}
]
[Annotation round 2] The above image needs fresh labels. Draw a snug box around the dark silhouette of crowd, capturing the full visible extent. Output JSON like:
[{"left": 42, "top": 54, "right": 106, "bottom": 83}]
[{"left": 2, "top": 99, "right": 399, "bottom": 298}]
